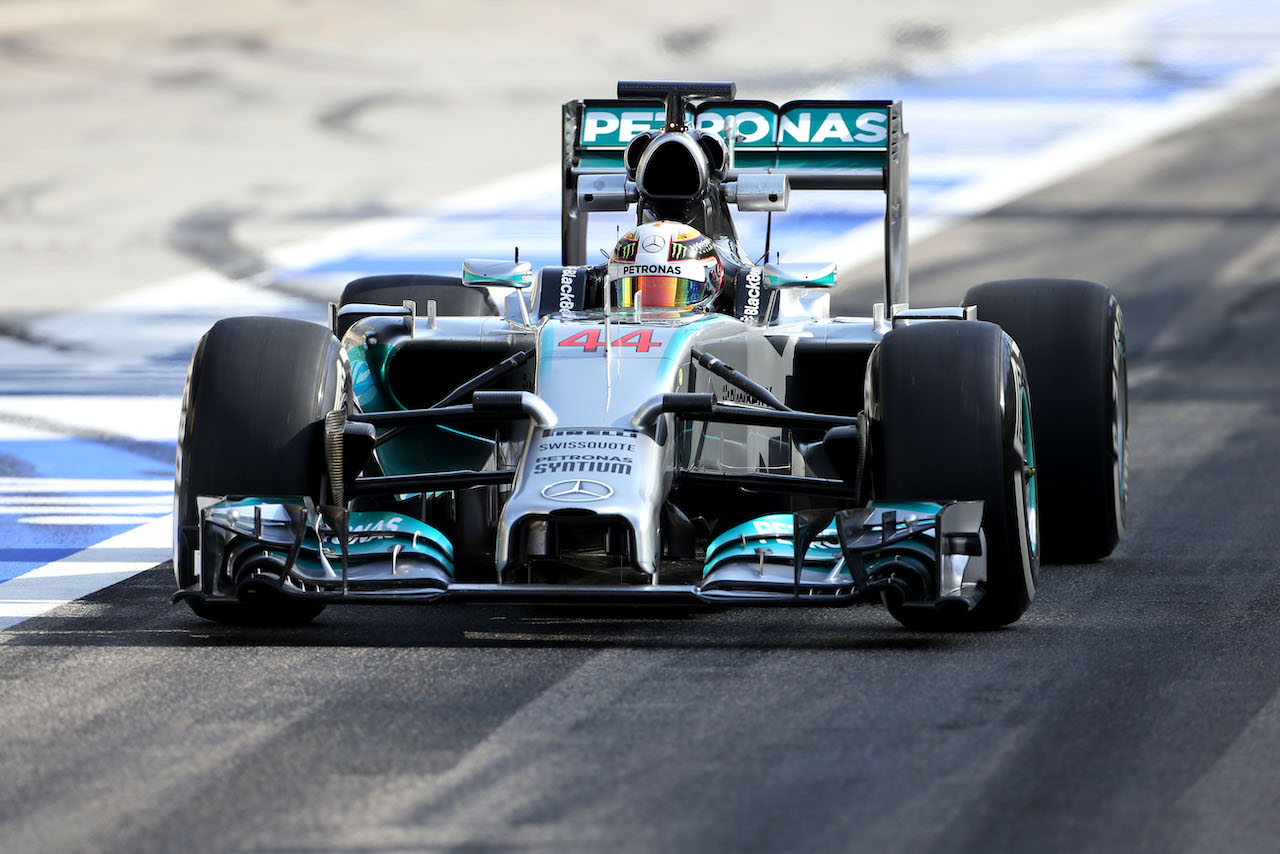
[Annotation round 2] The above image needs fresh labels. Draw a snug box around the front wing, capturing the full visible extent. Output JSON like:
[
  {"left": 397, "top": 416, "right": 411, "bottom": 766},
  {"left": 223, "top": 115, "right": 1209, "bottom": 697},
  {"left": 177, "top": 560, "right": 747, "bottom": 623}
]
[{"left": 175, "top": 495, "right": 988, "bottom": 613}]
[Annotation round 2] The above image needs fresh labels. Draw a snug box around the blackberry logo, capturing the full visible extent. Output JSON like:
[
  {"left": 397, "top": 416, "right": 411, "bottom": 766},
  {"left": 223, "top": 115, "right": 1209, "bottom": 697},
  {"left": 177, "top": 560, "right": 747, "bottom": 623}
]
[
  {"left": 558, "top": 268, "right": 579, "bottom": 312},
  {"left": 742, "top": 267, "right": 763, "bottom": 319}
]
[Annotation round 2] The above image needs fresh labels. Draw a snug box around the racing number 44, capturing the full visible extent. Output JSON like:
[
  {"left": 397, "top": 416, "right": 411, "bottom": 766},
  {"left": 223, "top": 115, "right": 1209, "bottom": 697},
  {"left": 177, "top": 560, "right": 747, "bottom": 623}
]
[{"left": 559, "top": 329, "right": 660, "bottom": 353}]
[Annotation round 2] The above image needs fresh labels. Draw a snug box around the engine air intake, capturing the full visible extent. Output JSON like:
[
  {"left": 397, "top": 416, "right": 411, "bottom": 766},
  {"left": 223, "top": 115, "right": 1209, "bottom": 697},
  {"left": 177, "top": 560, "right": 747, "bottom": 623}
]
[{"left": 636, "top": 134, "right": 709, "bottom": 201}]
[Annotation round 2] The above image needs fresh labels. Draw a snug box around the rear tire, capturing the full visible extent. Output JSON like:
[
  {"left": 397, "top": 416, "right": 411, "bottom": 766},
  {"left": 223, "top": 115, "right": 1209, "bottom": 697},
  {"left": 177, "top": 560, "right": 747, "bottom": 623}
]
[
  {"left": 340, "top": 274, "right": 496, "bottom": 316},
  {"left": 173, "top": 316, "right": 341, "bottom": 626},
  {"left": 867, "top": 321, "right": 1038, "bottom": 630},
  {"left": 964, "top": 279, "right": 1126, "bottom": 563}
]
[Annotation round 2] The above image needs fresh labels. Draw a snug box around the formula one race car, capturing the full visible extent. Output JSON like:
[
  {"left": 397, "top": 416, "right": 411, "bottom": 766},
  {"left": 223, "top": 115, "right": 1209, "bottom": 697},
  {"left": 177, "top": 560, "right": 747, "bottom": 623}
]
[{"left": 173, "top": 81, "right": 1128, "bottom": 630}]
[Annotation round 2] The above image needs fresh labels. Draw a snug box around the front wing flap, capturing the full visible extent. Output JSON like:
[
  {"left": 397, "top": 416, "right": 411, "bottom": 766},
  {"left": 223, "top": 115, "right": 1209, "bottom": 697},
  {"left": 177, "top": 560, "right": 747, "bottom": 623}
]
[{"left": 176, "top": 496, "right": 986, "bottom": 611}]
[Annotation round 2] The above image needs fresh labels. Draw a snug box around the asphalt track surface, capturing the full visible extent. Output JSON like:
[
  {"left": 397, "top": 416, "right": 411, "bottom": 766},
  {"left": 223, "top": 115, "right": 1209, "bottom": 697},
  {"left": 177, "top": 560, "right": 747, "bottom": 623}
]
[
  {"left": 2, "top": 72, "right": 1280, "bottom": 854},
  {"left": 6, "top": 10, "right": 1280, "bottom": 854}
]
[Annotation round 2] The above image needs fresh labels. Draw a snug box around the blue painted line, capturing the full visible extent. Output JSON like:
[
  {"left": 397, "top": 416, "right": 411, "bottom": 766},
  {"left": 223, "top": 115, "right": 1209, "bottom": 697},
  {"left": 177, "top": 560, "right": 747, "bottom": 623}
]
[
  {"left": 0, "top": 439, "right": 171, "bottom": 479},
  {"left": 274, "top": 3, "right": 1280, "bottom": 281},
  {"left": 8, "top": 0, "right": 1280, "bottom": 613},
  {"left": 0, "top": 524, "right": 144, "bottom": 583},
  {"left": 300, "top": 255, "right": 521, "bottom": 277},
  {"left": 0, "top": 437, "right": 173, "bottom": 583},
  {"left": 0, "top": 548, "right": 81, "bottom": 564},
  {"left": 287, "top": 210, "right": 894, "bottom": 279},
  {"left": 889, "top": 58, "right": 1248, "bottom": 102}
]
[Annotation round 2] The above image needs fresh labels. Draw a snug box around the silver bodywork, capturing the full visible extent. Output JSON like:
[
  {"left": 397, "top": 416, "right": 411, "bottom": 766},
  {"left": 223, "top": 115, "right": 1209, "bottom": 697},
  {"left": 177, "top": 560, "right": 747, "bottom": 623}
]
[
  {"left": 175, "top": 81, "right": 1016, "bottom": 616},
  {"left": 186, "top": 290, "right": 992, "bottom": 611}
]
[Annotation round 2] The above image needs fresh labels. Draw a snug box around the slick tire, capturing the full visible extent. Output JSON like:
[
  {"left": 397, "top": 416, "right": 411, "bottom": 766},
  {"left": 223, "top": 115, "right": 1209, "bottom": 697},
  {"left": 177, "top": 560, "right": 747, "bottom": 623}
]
[
  {"left": 867, "top": 321, "right": 1038, "bottom": 630},
  {"left": 339, "top": 274, "right": 497, "bottom": 317},
  {"left": 173, "top": 316, "right": 342, "bottom": 626},
  {"left": 964, "top": 279, "right": 1127, "bottom": 563}
]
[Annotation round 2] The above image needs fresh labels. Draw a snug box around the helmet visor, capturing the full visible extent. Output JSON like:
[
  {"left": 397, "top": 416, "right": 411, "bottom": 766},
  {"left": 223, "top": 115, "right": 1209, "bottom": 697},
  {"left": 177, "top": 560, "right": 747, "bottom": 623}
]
[{"left": 615, "top": 275, "right": 707, "bottom": 308}]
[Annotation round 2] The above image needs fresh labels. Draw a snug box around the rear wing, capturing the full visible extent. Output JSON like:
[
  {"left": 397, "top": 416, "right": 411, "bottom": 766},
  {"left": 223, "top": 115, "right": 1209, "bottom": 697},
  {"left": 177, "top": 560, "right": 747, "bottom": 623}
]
[{"left": 561, "top": 87, "right": 909, "bottom": 309}]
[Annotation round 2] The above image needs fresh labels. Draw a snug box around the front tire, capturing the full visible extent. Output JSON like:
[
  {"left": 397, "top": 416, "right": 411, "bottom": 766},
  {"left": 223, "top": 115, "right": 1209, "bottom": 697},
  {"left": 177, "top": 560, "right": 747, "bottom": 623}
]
[
  {"left": 867, "top": 321, "right": 1038, "bottom": 630},
  {"left": 173, "top": 316, "right": 341, "bottom": 626}
]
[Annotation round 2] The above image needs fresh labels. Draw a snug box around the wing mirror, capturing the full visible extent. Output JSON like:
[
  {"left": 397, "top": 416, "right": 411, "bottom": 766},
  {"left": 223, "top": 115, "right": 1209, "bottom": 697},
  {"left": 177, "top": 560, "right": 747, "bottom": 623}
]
[
  {"left": 576, "top": 173, "right": 639, "bottom": 212},
  {"left": 722, "top": 173, "right": 789, "bottom": 212}
]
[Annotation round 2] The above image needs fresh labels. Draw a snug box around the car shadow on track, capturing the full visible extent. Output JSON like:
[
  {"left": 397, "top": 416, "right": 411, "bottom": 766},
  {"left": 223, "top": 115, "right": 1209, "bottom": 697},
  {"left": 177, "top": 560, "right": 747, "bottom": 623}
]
[{"left": 0, "top": 566, "right": 1040, "bottom": 653}]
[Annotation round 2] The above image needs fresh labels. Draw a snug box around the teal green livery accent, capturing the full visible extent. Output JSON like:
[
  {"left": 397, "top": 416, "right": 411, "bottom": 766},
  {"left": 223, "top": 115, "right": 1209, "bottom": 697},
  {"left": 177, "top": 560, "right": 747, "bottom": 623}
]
[
  {"left": 306, "top": 509, "right": 453, "bottom": 561},
  {"left": 573, "top": 101, "right": 892, "bottom": 171},
  {"left": 348, "top": 343, "right": 394, "bottom": 412},
  {"left": 1022, "top": 385, "right": 1040, "bottom": 558},
  {"left": 728, "top": 151, "right": 777, "bottom": 170},
  {"left": 703, "top": 503, "right": 943, "bottom": 578},
  {"left": 764, "top": 262, "right": 838, "bottom": 288},
  {"left": 578, "top": 146, "right": 886, "bottom": 172},
  {"left": 462, "top": 270, "right": 533, "bottom": 287},
  {"left": 216, "top": 501, "right": 455, "bottom": 573},
  {"left": 352, "top": 339, "right": 493, "bottom": 480},
  {"left": 704, "top": 513, "right": 841, "bottom": 578},
  {"left": 578, "top": 152, "right": 629, "bottom": 168},
  {"left": 776, "top": 106, "right": 888, "bottom": 148},
  {"left": 378, "top": 427, "right": 492, "bottom": 481},
  {"left": 873, "top": 500, "right": 944, "bottom": 516},
  {"left": 577, "top": 106, "right": 694, "bottom": 148},
  {"left": 773, "top": 151, "right": 888, "bottom": 170},
  {"left": 461, "top": 259, "right": 534, "bottom": 288},
  {"left": 579, "top": 104, "right": 888, "bottom": 151},
  {"left": 706, "top": 514, "right": 834, "bottom": 560}
]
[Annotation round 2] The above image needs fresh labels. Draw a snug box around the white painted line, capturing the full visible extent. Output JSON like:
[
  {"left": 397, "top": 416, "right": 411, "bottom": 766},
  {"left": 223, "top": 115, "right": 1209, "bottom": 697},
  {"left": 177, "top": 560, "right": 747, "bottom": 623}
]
[
  {"left": 16, "top": 515, "right": 169, "bottom": 526},
  {"left": 0, "top": 515, "right": 172, "bottom": 632},
  {"left": 1, "top": 505, "right": 170, "bottom": 515},
  {"left": 0, "top": 422, "right": 61, "bottom": 441},
  {"left": 264, "top": 167, "right": 565, "bottom": 273},
  {"left": 20, "top": 272, "right": 323, "bottom": 381},
  {"left": 813, "top": 60, "right": 1280, "bottom": 268},
  {"left": 0, "top": 396, "right": 181, "bottom": 442},
  {"left": 5, "top": 0, "right": 1280, "bottom": 631},
  {"left": 0, "top": 495, "right": 172, "bottom": 506},
  {"left": 0, "top": 478, "right": 173, "bottom": 493}
]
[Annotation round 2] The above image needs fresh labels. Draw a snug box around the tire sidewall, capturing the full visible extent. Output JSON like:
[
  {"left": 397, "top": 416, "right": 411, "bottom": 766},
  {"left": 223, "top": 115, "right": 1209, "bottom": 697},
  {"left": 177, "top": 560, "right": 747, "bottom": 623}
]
[
  {"left": 868, "top": 322, "right": 1037, "bottom": 628},
  {"left": 172, "top": 334, "right": 206, "bottom": 589},
  {"left": 1000, "top": 341, "right": 1038, "bottom": 617},
  {"left": 172, "top": 317, "right": 343, "bottom": 599},
  {"left": 964, "top": 278, "right": 1126, "bottom": 562}
]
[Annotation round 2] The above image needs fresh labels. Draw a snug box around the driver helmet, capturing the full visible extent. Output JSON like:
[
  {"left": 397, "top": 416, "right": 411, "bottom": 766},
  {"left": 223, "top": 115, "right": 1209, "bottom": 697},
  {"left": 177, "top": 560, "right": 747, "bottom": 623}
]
[{"left": 607, "top": 221, "right": 723, "bottom": 310}]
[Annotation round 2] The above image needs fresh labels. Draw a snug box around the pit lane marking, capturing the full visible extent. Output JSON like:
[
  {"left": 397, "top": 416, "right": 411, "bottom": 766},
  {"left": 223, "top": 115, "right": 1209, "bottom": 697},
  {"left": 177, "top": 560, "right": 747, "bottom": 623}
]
[{"left": 4, "top": 0, "right": 1280, "bottom": 631}]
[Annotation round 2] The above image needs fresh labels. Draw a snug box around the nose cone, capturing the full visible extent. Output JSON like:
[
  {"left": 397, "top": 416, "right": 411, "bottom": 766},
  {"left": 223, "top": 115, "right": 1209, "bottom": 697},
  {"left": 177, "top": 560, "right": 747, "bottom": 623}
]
[{"left": 495, "top": 427, "right": 668, "bottom": 578}]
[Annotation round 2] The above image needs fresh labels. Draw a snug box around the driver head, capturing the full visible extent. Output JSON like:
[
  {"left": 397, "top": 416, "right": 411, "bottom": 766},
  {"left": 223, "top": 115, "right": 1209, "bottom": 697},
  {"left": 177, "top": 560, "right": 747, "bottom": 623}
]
[{"left": 607, "top": 221, "right": 723, "bottom": 310}]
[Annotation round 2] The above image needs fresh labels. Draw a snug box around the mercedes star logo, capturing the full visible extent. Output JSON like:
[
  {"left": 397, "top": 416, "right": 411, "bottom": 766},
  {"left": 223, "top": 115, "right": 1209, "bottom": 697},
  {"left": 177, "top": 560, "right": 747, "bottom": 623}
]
[
  {"left": 641, "top": 234, "right": 666, "bottom": 253},
  {"left": 541, "top": 479, "right": 614, "bottom": 502}
]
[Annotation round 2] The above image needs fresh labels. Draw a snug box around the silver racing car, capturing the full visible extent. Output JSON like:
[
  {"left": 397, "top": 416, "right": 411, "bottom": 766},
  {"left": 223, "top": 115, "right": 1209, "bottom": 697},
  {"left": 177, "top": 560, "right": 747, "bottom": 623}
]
[{"left": 172, "top": 81, "right": 1128, "bottom": 630}]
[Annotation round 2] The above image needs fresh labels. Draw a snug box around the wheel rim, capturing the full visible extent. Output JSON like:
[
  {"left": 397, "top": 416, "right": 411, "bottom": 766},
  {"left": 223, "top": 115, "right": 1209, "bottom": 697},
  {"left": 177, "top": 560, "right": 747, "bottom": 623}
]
[
  {"left": 1113, "top": 325, "right": 1128, "bottom": 530},
  {"left": 1021, "top": 385, "right": 1039, "bottom": 559}
]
